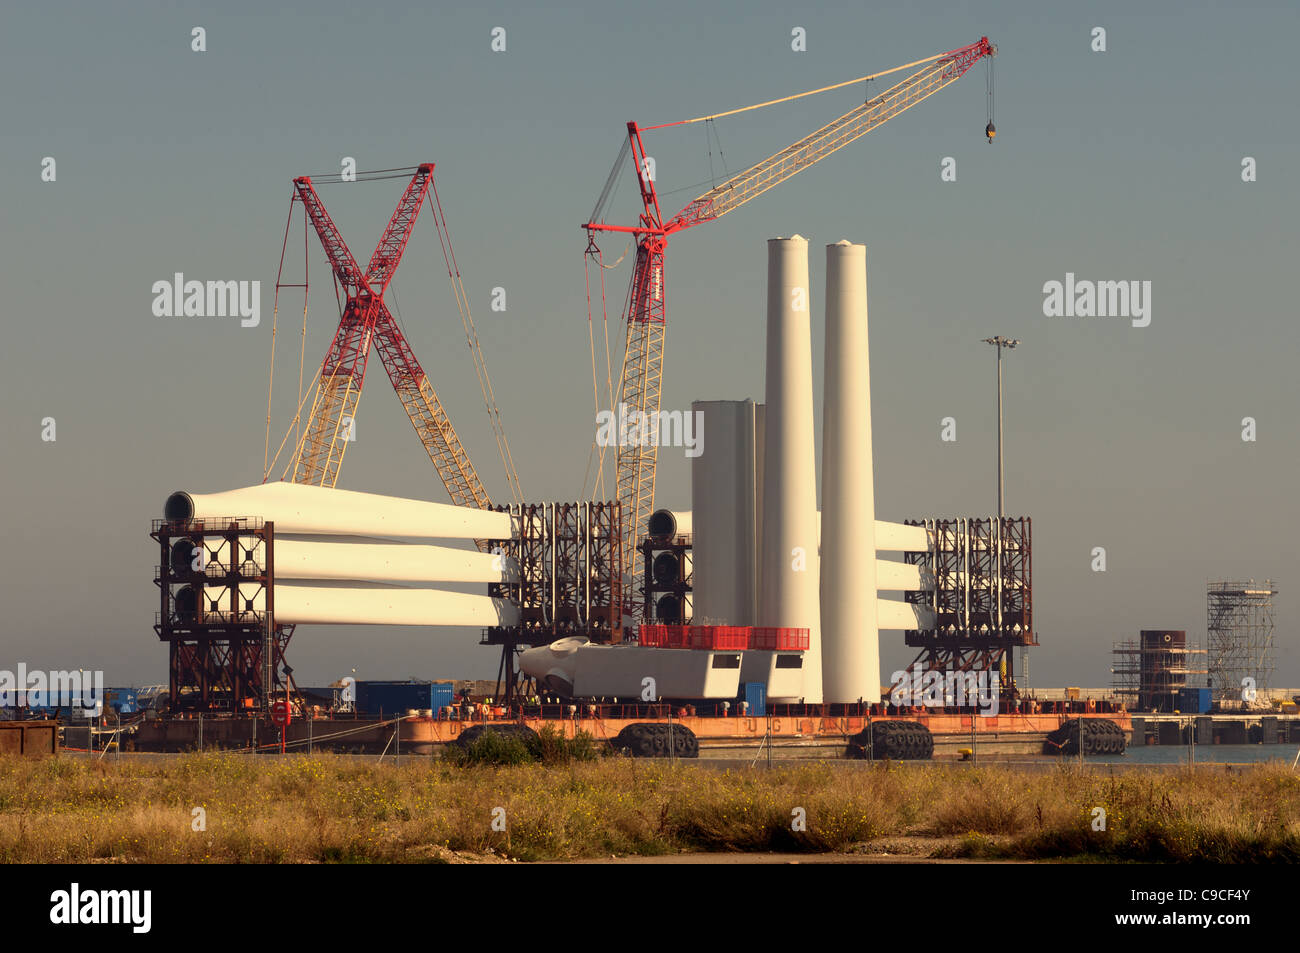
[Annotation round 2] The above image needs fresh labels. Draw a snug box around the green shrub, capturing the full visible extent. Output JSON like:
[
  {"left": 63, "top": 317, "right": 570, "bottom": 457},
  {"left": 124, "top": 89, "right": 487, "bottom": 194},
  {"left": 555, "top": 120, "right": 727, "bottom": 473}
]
[
  {"left": 443, "top": 730, "right": 535, "bottom": 767},
  {"left": 443, "top": 726, "right": 606, "bottom": 767},
  {"left": 531, "top": 725, "right": 604, "bottom": 765}
]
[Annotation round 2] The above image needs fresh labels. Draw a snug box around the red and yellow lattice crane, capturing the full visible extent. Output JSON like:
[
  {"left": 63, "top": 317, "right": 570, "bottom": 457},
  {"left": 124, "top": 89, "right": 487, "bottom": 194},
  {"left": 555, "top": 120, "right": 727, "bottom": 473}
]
[
  {"left": 266, "top": 164, "right": 523, "bottom": 540},
  {"left": 583, "top": 37, "right": 996, "bottom": 610}
]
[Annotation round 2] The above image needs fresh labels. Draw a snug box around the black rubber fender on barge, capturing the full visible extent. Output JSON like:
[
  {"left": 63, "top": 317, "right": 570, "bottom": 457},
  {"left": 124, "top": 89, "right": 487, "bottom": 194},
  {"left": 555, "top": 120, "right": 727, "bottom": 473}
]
[
  {"left": 1043, "top": 718, "right": 1126, "bottom": 756},
  {"left": 846, "top": 720, "right": 933, "bottom": 760},
  {"left": 611, "top": 722, "right": 699, "bottom": 758}
]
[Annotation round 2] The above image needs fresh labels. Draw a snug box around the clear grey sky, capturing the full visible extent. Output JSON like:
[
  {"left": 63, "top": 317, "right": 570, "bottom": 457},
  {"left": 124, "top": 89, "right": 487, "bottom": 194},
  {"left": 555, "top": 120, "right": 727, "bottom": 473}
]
[{"left": 2, "top": 0, "right": 1297, "bottom": 689}]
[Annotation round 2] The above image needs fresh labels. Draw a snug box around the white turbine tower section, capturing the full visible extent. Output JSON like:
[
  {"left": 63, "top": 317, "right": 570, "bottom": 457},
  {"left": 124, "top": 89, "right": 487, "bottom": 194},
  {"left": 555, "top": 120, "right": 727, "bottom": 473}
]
[
  {"left": 820, "top": 241, "right": 878, "bottom": 703},
  {"left": 691, "top": 400, "right": 763, "bottom": 625},
  {"left": 164, "top": 482, "right": 512, "bottom": 540},
  {"left": 758, "top": 235, "right": 822, "bottom": 703}
]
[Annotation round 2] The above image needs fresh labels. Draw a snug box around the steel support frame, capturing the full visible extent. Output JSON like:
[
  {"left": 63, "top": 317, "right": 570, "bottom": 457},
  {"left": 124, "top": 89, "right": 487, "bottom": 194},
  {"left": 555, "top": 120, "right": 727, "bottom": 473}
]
[
  {"left": 152, "top": 518, "right": 294, "bottom": 714},
  {"left": 903, "top": 516, "right": 1035, "bottom": 697},
  {"left": 483, "top": 502, "right": 622, "bottom": 702},
  {"left": 640, "top": 535, "right": 692, "bottom": 625}
]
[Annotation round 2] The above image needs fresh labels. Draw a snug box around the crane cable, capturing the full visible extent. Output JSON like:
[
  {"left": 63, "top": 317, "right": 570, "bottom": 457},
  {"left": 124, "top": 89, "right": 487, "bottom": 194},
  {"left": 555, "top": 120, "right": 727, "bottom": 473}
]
[
  {"left": 268, "top": 362, "right": 326, "bottom": 482},
  {"left": 597, "top": 240, "right": 630, "bottom": 269},
  {"left": 264, "top": 193, "right": 313, "bottom": 483},
  {"left": 581, "top": 239, "right": 622, "bottom": 500},
  {"left": 986, "top": 52, "right": 995, "bottom": 125},
  {"left": 581, "top": 249, "right": 601, "bottom": 500},
  {"left": 263, "top": 194, "right": 296, "bottom": 480},
  {"left": 704, "top": 118, "right": 731, "bottom": 187},
  {"left": 426, "top": 180, "right": 525, "bottom": 505},
  {"left": 267, "top": 271, "right": 343, "bottom": 483},
  {"left": 296, "top": 204, "right": 310, "bottom": 467},
  {"left": 642, "top": 46, "right": 957, "bottom": 130}
]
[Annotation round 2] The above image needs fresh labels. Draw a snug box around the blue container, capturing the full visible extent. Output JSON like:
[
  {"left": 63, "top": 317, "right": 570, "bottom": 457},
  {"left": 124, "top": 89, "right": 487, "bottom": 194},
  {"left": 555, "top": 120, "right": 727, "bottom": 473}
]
[
  {"left": 1177, "top": 687, "right": 1211, "bottom": 714},
  {"left": 744, "top": 682, "right": 766, "bottom": 717},
  {"left": 431, "top": 682, "right": 455, "bottom": 713},
  {"left": 355, "top": 680, "right": 456, "bottom": 716}
]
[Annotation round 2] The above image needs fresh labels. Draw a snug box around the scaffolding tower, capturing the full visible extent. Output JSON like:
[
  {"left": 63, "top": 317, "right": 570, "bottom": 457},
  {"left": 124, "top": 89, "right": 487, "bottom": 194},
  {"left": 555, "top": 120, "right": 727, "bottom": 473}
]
[{"left": 1207, "top": 580, "right": 1277, "bottom": 710}]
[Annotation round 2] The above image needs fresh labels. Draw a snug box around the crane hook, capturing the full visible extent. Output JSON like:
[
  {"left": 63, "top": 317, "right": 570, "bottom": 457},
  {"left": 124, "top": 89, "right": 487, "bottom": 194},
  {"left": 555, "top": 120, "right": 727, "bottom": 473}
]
[{"left": 985, "top": 121, "right": 996, "bottom": 144}]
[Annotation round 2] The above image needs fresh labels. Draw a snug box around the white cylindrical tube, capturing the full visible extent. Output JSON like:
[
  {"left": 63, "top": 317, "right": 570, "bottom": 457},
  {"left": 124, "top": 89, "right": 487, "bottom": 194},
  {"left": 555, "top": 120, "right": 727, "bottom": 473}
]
[
  {"left": 650, "top": 549, "right": 693, "bottom": 588},
  {"left": 274, "top": 583, "right": 519, "bottom": 627},
  {"left": 877, "top": 598, "right": 934, "bottom": 631},
  {"left": 273, "top": 537, "right": 518, "bottom": 584},
  {"left": 175, "top": 582, "right": 518, "bottom": 627},
  {"left": 163, "top": 482, "right": 512, "bottom": 540},
  {"left": 875, "top": 558, "right": 929, "bottom": 591},
  {"left": 820, "top": 241, "right": 877, "bottom": 703},
  {"left": 758, "top": 236, "right": 822, "bottom": 703},
  {"left": 646, "top": 509, "right": 691, "bottom": 538},
  {"left": 875, "top": 520, "right": 929, "bottom": 553},
  {"left": 654, "top": 592, "right": 693, "bottom": 623},
  {"left": 691, "top": 399, "right": 762, "bottom": 625}
]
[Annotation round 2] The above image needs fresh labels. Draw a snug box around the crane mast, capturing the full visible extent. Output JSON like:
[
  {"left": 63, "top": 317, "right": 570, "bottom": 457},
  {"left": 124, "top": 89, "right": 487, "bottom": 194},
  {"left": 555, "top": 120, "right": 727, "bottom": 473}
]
[{"left": 585, "top": 38, "right": 996, "bottom": 613}]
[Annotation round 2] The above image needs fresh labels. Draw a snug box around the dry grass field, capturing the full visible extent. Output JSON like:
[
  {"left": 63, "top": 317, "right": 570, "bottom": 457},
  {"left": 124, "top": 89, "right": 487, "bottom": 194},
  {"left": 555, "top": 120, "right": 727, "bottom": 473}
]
[{"left": 2, "top": 754, "right": 1299, "bottom": 863}]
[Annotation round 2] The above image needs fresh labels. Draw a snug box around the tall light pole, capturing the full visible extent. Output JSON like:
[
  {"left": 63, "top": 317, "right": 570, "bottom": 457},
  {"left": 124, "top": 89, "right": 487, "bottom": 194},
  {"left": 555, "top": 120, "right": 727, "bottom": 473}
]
[{"left": 982, "top": 337, "right": 1018, "bottom": 517}]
